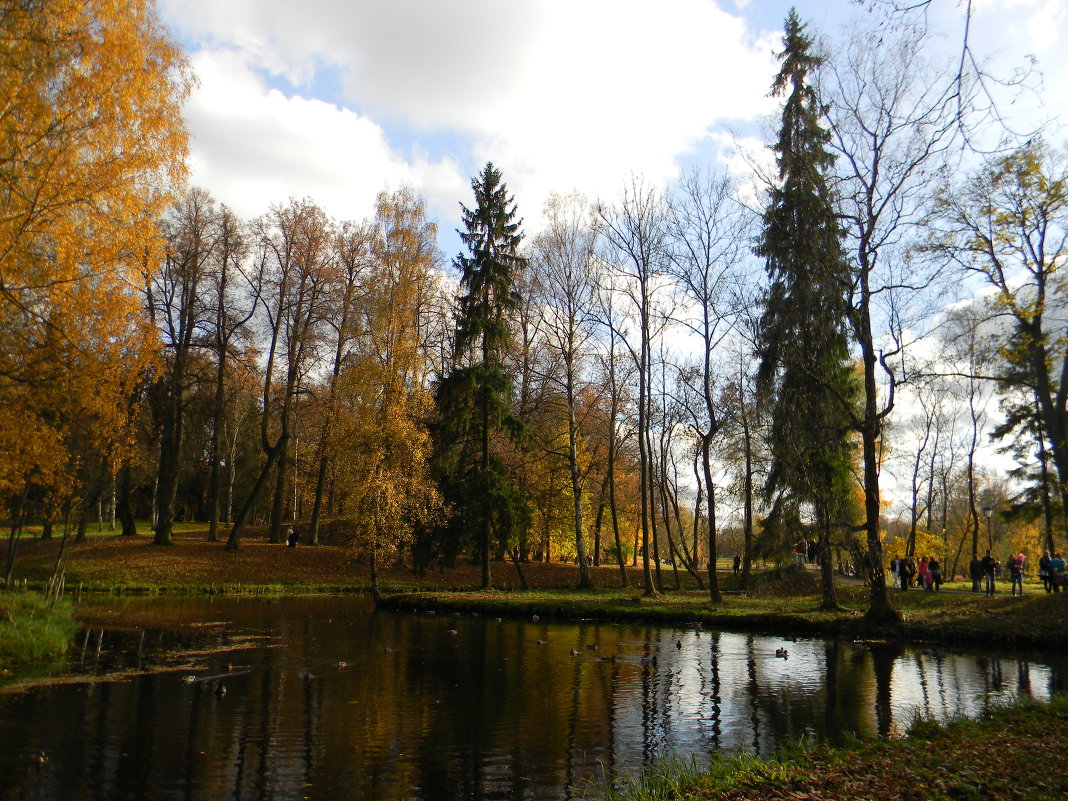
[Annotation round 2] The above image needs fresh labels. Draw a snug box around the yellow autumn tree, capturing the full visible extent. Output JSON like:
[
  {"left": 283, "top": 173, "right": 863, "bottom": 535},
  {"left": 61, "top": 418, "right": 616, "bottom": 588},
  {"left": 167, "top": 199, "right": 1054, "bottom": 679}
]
[
  {"left": 0, "top": 0, "right": 189, "bottom": 504},
  {"left": 329, "top": 189, "right": 442, "bottom": 600}
]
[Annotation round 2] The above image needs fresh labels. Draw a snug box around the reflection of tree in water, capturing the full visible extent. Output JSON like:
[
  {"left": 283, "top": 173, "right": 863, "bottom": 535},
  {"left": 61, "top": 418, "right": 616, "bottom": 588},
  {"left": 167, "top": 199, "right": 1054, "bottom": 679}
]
[
  {"left": 693, "top": 630, "right": 722, "bottom": 750},
  {"left": 744, "top": 635, "right": 762, "bottom": 754},
  {"left": 11, "top": 599, "right": 1068, "bottom": 801},
  {"left": 869, "top": 642, "right": 903, "bottom": 739}
]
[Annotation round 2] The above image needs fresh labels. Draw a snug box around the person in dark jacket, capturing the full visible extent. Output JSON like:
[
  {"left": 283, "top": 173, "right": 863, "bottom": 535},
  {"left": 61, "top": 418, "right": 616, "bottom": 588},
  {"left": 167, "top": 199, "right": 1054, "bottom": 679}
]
[
  {"left": 928, "top": 557, "right": 942, "bottom": 591},
  {"left": 970, "top": 555, "right": 983, "bottom": 593},
  {"left": 980, "top": 550, "right": 998, "bottom": 596},
  {"left": 1039, "top": 551, "right": 1054, "bottom": 593}
]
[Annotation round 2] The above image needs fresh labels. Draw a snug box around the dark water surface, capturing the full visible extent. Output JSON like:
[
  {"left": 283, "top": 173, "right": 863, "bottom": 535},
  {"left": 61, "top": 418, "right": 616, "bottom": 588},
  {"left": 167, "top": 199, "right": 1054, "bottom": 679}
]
[{"left": 1, "top": 596, "right": 1064, "bottom": 801}]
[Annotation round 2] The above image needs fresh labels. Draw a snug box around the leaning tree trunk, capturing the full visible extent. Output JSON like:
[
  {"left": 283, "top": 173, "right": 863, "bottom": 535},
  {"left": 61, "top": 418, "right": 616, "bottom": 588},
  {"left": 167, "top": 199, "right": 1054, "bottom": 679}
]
[{"left": 226, "top": 436, "right": 287, "bottom": 551}]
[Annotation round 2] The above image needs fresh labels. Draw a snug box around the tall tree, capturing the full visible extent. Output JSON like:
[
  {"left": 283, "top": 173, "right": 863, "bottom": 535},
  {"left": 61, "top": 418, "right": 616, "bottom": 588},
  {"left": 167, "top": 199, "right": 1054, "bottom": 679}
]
[
  {"left": 757, "top": 10, "right": 857, "bottom": 611},
  {"left": 666, "top": 169, "right": 748, "bottom": 602},
  {"left": 436, "top": 163, "right": 528, "bottom": 590},
  {"left": 205, "top": 205, "right": 257, "bottom": 542},
  {"left": 934, "top": 140, "right": 1068, "bottom": 547},
  {"left": 307, "top": 219, "right": 372, "bottom": 546},
  {"left": 147, "top": 188, "right": 216, "bottom": 546},
  {"left": 598, "top": 176, "right": 668, "bottom": 596},
  {"left": 329, "top": 191, "right": 442, "bottom": 602},
  {"left": 823, "top": 10, "right": 962, "bottom": 622},
  {"left": 533, "top": 193, "right": 600, "bottom": 588},
  {"left": 225, "top": 201, "right": 332, "bottom": 550},
  {"left": 0, "top": 0, "right": 189, "bottom": 509}
]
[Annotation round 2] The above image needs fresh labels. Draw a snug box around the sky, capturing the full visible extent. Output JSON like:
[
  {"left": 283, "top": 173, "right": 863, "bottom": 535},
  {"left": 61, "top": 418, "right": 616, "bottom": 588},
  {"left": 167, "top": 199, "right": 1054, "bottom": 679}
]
[{"left": 158, "top": 0, "right": 1068, "bottom": 259}]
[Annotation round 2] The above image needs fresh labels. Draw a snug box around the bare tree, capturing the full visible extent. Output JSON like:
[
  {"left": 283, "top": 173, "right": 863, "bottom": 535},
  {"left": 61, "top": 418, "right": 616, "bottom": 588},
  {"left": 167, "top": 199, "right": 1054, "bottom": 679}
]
[
  {"left": 822, "top": 12, "right": 964, "bottom": 621},
  {"left": 532, "top": 193, "right": 600, "bottom": 587},
  {"left": 597, "top": 176, "right": 669, "bottom": 596},
  {"left": 665, "top": 168, "right": 748, "bottom": 602},
  {"left": 205, "top": 204, "right": 257, "bottom": 542},
  {"left": 147, "top": 188, "right": 218, "bottom": 546},
  {"left": 226, "top": 200, "right": 333, "bottom": 550}
]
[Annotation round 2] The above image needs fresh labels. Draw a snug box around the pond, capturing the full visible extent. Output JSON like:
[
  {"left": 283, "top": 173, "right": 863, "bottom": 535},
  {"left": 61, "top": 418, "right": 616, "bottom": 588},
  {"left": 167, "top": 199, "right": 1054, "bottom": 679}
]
[{"left": 1, "top": 596, "right": 1064, "bottom": 801}]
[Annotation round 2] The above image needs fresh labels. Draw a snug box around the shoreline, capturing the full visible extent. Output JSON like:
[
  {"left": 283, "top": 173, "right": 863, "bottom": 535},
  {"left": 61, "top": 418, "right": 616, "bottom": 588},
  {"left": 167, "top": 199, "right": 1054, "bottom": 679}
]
[{"left": 377, "top": 587, "right": 1068, "bottom": 650}]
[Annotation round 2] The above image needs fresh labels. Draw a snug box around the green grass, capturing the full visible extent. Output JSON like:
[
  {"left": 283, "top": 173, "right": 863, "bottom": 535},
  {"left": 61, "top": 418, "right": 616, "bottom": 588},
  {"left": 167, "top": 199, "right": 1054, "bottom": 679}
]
[{"left": 0, "top": 592, "right": 78, "bottom": 671}]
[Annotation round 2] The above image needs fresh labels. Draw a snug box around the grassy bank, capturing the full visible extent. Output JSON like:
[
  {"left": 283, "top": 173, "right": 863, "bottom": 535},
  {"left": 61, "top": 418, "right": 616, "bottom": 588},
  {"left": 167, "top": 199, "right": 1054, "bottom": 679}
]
[
  {"left": 0, "top": 592, "right": 77, "bottom": 671},
  {"left": 593, "top": 696, "right": 1068, "bottom": 800},
  {"left": 380, "top": 582, "right": 1068, "bottom": 649}
]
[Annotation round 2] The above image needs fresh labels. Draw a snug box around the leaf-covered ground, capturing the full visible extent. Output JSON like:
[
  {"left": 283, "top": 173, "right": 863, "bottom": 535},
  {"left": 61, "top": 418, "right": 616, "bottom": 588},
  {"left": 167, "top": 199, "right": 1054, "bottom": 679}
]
[
  {"left": 10, "top": 526, "right": 664, "bottom": 591},
  {"left": 630, "top": 700, "right": 1068, "bottom": 801}
]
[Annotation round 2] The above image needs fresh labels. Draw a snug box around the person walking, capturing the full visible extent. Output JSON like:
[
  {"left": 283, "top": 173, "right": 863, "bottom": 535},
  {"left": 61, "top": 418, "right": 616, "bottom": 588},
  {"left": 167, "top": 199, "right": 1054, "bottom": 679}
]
[
  {"left": 1051, "top": 552, "right": 1066, "bottom": 592},
  {"left": 918, "top": 557, "right": 932, "bottom": 591},
  {"left": 928, "top": 557, "right": 942, "bottom": 591},
  {"left": 1039, "top": 551, "right": 1054, "bottom": 593},
  {"left": 1009, "top": 552, "right": 1025, "bottom": 596},
  {"left": 900, "top": 556, "right": 915, "bottom": 591},
  {"left": 733, "top": 554, "right": 741, "bottom": 575},
  {"left": 980, "top": 550, "right": 998, "bottom": 596}
]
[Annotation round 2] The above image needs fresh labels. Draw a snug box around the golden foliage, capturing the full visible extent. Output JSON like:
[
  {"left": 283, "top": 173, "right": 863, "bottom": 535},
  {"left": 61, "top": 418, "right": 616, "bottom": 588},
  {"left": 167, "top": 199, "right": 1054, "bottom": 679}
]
[
  {"left": 0, "top": 0, "right": 190, "bottom": 498},
  {"left": 328, "top": 189, "right": 443, "bottom": 552}
]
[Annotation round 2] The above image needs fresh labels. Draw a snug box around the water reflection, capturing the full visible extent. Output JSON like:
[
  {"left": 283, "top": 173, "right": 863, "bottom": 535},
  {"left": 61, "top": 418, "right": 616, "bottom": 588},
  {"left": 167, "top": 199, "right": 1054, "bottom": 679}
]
[{"left": 0, "top": 596, "right": 1065, "bottom": 801}]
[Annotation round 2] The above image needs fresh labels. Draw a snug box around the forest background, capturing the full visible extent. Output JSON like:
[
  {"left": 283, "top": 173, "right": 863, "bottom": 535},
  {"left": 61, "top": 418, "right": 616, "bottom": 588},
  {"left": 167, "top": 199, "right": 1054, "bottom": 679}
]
[{"left": 3, "top": 0, "right": 1068, "bottom": 616}]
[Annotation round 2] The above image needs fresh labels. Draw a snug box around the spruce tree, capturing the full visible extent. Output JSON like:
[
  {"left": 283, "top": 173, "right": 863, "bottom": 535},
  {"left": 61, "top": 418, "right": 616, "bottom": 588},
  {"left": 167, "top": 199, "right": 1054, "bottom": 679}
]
[
  {"left": 434, "top": 162, "right": 529, "bottom": 590},
  {"left": 757, "top": 10, "right": 857, "bottom": 611}
]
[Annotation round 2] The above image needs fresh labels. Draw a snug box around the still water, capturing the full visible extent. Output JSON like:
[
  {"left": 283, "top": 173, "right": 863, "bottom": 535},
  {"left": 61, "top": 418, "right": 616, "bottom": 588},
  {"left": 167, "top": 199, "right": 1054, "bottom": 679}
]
[{"left": 1, "top": 596, "right": 1064, "bottom": 801}]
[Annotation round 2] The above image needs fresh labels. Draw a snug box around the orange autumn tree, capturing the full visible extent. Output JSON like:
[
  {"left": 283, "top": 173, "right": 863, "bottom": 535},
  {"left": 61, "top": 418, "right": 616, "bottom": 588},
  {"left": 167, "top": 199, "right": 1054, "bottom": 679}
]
[{"left": 0, "top": 0, "right": 190, "bottom": 520}]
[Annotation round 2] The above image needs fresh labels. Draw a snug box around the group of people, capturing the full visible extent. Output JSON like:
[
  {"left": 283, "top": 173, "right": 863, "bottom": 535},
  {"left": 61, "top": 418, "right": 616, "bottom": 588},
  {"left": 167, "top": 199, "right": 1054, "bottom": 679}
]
[
  {"left": 1038, "top": 551, "right": 1067, "bottom": 593},
  {"left": 889, "top": 550, "right": 1068, "bottom": 596},
  {"left": 793, "top": 539, "right": 820, "bottom": 567},
  {"left": 889, "top": 555, "right": 943, "bottom": 591}
]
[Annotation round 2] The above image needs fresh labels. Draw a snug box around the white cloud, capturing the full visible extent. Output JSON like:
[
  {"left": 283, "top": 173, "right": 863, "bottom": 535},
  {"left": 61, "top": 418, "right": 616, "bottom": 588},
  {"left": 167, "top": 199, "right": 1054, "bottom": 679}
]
[
  {"left": 183, "top": 49, "right": 466, "bottom": 223},
  {"left": 164, "top": 0, "right": 780, "bottom": 231}
]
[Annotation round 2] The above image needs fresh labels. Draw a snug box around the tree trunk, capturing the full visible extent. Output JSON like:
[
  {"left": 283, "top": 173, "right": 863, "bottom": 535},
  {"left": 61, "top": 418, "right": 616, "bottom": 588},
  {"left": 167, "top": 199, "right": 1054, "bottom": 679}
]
[
  {"left": 857, "top": 312, "right": 896, "bottom": 622},
  {"left": 592, "top": 474, "right": 607, "bottom": 568},
  {"left": 268, "top": 442, "right": 288, "bottom": 544},
  {"left": 702, "top": 440, "right": 722, "bottom": 602},
  {"left": 206, "top": 349, "right": 228, "bottom": 542},
  {"left": 369, "top": 541, "right": 382, "bottom": 605},
  {"left": 741, "top": 409, "right": 754, "bottom": 591},
  {"left": 154, "top": 383, "right": 181, "bottom": 546},
  {"left": 308, "top": 454, "right": 329, "bottom": 546},
  {"left": 568, "top": 367, "right": 591, "bottom": 589},
  {"left": 816, "top": 503, "right": 840, "bottom": 611},
  {"left": 116, "top": 462, "right": 138, "bottom": 537}
]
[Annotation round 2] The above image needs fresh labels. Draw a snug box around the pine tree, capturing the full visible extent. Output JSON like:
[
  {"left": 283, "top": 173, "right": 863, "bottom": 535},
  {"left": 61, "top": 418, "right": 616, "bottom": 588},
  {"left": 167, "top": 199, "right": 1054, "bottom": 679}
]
[
  {"left": 757, "top": 10, "right": 857, "bottom": 611},
  {"left": 434, "top": 163, "right": 529, "bottom": 589}
]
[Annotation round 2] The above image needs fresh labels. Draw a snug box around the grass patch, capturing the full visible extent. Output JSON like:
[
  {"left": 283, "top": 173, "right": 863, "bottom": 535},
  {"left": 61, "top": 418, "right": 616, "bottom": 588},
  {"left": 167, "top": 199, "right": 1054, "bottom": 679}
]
[{"left": 0, "top": 592, "right": 77, "bottom": 671}]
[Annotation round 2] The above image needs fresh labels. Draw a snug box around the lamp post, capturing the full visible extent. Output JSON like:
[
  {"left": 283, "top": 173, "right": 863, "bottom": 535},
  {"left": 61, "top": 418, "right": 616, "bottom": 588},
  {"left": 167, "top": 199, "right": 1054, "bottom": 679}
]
[{"left": 982, "top": 505, "right": 993, "bottom": 551}]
